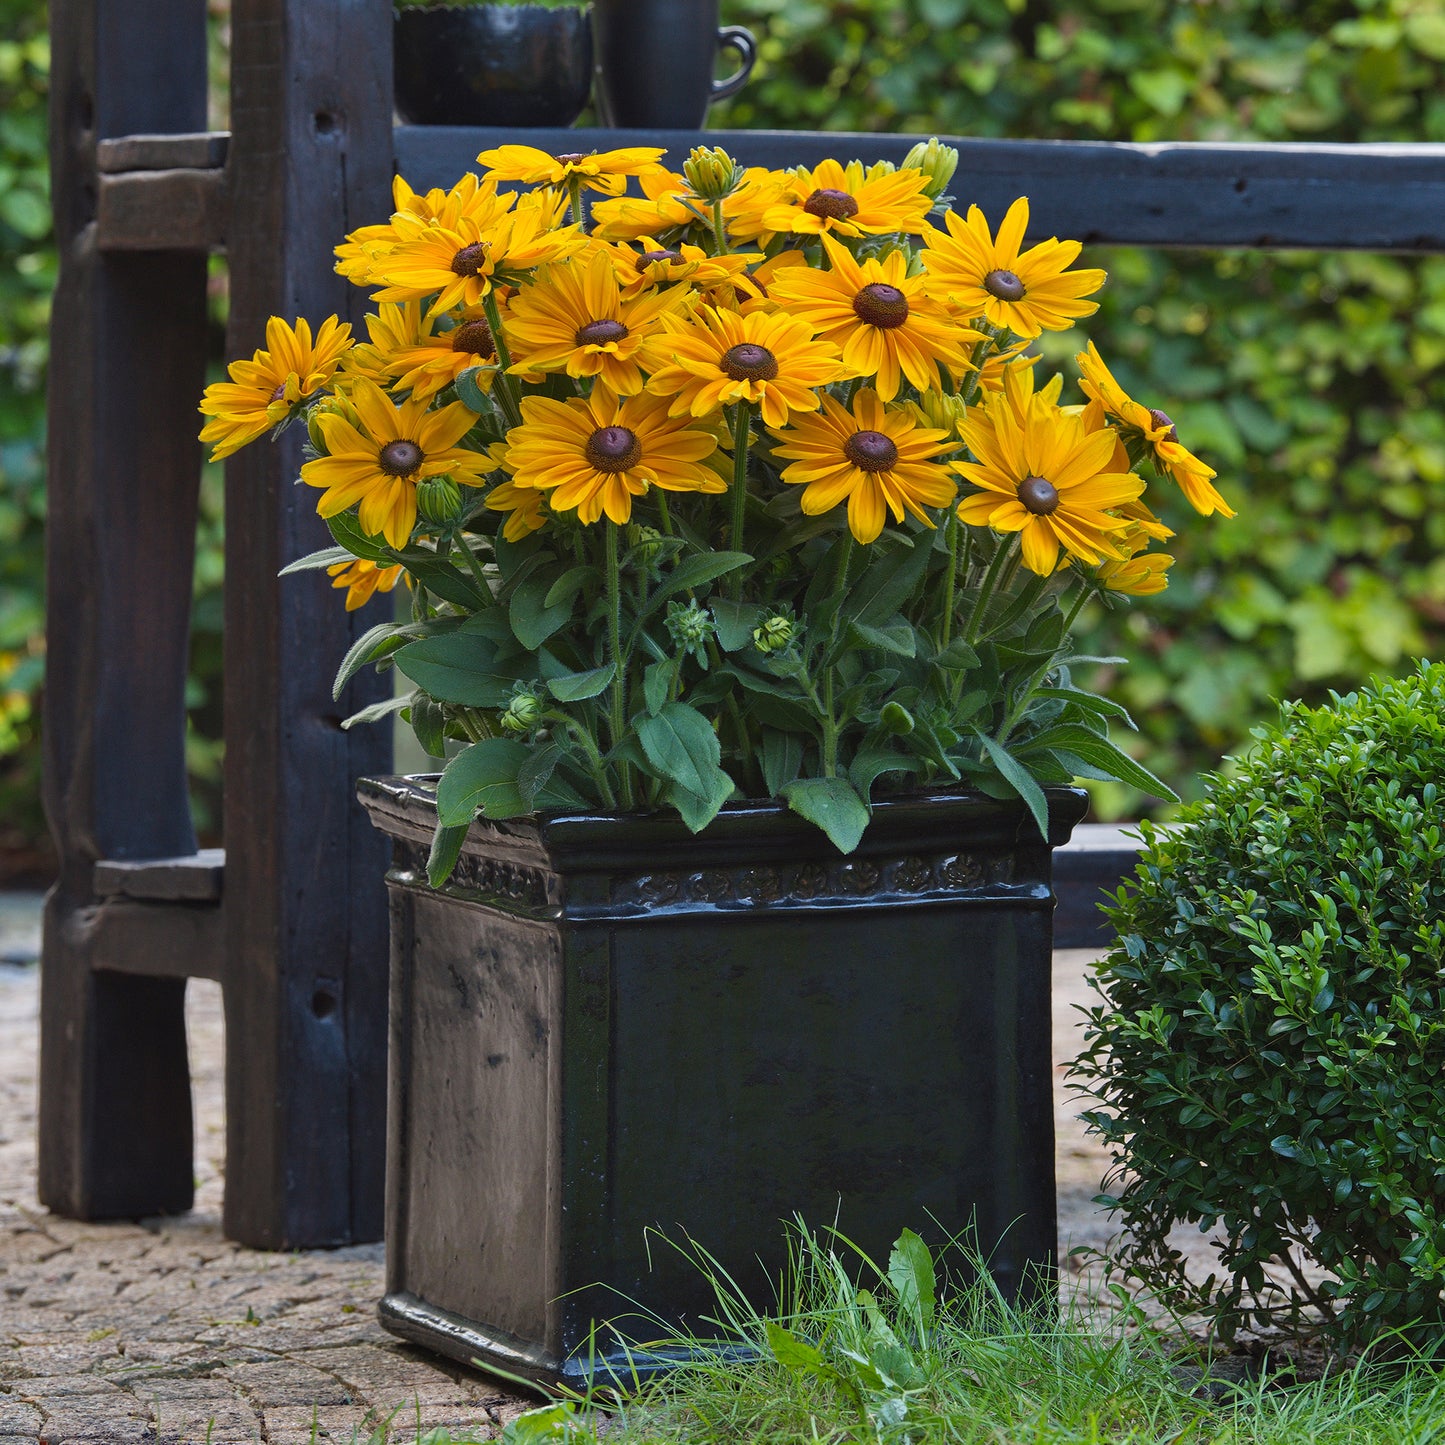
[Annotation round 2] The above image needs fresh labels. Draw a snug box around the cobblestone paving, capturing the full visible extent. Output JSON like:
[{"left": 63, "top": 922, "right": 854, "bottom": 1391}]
[{"left": 0, "top": 889, "right": 1120, "bottom": 1445}]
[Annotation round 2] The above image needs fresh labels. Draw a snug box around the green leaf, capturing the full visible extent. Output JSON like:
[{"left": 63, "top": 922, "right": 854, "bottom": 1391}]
[
  {"left": 436, "top": 738, "right": 531, "bottom": 826},
  {"left": 850, "top": 621, "right": 917, "bottom": 657},
  {"left": 333, "top": 623, "right": 413, "bottom": 700},
  {"left": 888, "top": 1229, "right": 936, "bottom": 1333},
  {"left": 280, "top": 545, "right": 354, "bottom": 576},
  {"left": 710, "top": 597, "right": 764, "bottom": 652},
  {"left": 849, "top": 747, "right": 920, "bottom": 802},
  {"left": 1030, "top": 685, "right": 1134, "bottom": 727},
  {"left": 543, "top": 565, "right": 597, "bottom": 610},
  {"left": 1017, "top": 723, "right": 1179, "bottom": 801},
  {"left": 516, "top": 742, "right": 561, "bottom": 809},
  {"left": 327, "top": 510, "right": 392, "bottom": 562},
  {"left": 341, "top": 692, "right": 411, "bottom": 730},
  {"left": 395, "top": 630, "right": 515, "bottom": 708},
  {"left": 544, "top": 664, "right": 613, "bottom": 704},
  {"left": 509, "top": 574, "right": 574, "bottom": 650},
  {"left": 760, "top": 728, "right": 805, "bottom": 797},
  {"left": 932, "top": 637, "right": 981, "bottom": 671},
  {"left": 843, "top": 538, "right": 933, "bottom": 629},
  {"left": 644, "top": 658, "right": 677, "bottom": 716},
  {"left": 974, "top": 731, "right": 1050, "bottom": 840},
  {"left": 641, "top": 551, "right": 752, "bottom": 618},
  {"left": 636, "top": 702, "right": 726, "bottom": 799},
  {"left": 782, "top": 776, "right": 870, "bottom": 854},
  {"left": 667, "top": 771, "right": 736, "bottom": 833},
  {"left": 387, "top": 547, "right": 490, "bottom": 610},
  {"left": 411, "top": 694, "right": 448, "bottom": 758},
  {"left": 427, "top": 819, "right": 470, "bottom": 888},
  {"left": 453, "top": 365, "right": 491, "bottom": 413},
  {"left": 765, "top": 1322, "right": 825, "bottom": 1374}
]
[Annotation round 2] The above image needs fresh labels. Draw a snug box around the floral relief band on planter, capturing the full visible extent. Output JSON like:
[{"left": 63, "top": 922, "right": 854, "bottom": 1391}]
[{"left": 200, "top": 139, "right": 1231, "bottom": 871}]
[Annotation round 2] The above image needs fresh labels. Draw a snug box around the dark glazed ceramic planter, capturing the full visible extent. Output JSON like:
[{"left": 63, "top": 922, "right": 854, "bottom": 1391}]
[
  {"left": 394, "top": 4, "right": 594, "bottom": 129},
  {"left": 358, "top": 777, "right": 1088, "bottom": 1389}
]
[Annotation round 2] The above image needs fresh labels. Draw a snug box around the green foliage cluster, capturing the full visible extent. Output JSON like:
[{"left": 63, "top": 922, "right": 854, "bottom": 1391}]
[
  {"left": 722, "top": 0, "right": 1445, "bottom": 815},
  {"left": 1074, "top": 663, "right": 1445, "bottom": 1352},
  {"left": 0, "top": 0, "right": 51, "bottom": 852}
]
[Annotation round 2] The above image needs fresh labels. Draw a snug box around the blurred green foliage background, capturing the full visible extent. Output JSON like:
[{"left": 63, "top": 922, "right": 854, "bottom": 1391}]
[{"left": 2, "top": 0, "right": 1442, "bottom": 870}]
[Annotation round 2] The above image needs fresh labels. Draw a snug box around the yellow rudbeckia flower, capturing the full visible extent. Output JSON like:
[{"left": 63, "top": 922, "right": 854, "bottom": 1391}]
[
  {"left": 772, "top": 390, "right": 957, "bottom": 545},
  {"left": 953, "top": 386, "right": 1143, "bottom": 575},
  {"left": 199, "top": 315, "right": 353, "bottom": 460},
  {"left": 761, "top": 158, "right": 932, "bottom": 240},
  {"left": 328, "top": 557, "right": 407, "bottom": 611},
  {"left": 640, "top": 306, "right": 844, "bottom": 430},
  {"left": 766, "top": 233, "right": 978, "bottom": 401},
  {"left": 475, "top": 144, "right": 666, "bottom": 197},
  {"left": 1076, "top": 342, "right": 1234, "bottom": 518},
  {"left": 503, "top": 250, "right": 689, "bottom": 396},
  {"left": 301, "top": 378, "right": 487, "bottom": 548},
  {"left": 921, "top": 197, "right": 1106, "bottom": 339},
  {"left": 496, "top": 387, "right": 724, "bottom": 526}
]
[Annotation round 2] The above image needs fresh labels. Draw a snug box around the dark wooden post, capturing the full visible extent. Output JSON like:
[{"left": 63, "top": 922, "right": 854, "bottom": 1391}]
[
  {"left": 222, "top": 0, "right": 395, "bottom": 1248},
  {"left": 39, "top": 0, "right": 211, "bottom": 1218}
]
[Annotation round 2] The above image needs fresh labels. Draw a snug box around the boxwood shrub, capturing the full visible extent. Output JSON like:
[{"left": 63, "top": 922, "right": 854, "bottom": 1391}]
[{"left": 1074, "top": 662, "right": 1445, "bottom": 1351}]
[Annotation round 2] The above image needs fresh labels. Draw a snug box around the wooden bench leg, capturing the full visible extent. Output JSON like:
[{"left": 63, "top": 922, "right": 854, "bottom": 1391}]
[{"left": 41, "top": 0, "right": 209, "bottom": 1220}]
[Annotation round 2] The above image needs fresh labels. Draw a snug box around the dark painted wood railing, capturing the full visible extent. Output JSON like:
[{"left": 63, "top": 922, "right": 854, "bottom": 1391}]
[{"left": 43, "top": 0, "right": 1445, "bottom": 1246}]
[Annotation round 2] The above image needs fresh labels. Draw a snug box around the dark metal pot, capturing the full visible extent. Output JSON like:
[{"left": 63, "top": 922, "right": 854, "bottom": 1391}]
[
  {"left": 359, "top": 776, "right": 1087, "bottom": 1390},
  {"left": 593, "top": 0, "right": 756, "bottom": 129},
  {"left": 393, "top": 4, "right": 594, "bottom": 129}
]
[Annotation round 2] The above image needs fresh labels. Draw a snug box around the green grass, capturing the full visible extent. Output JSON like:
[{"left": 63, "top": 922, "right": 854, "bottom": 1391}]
[{"left": 320, "top": 1224, "right": 1445, "bottom": 1444}]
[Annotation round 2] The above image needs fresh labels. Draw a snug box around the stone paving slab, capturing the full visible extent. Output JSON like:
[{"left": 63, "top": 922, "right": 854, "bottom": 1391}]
[{"left": 0, "top": 907, "right": 1125, "bottom": 1445}]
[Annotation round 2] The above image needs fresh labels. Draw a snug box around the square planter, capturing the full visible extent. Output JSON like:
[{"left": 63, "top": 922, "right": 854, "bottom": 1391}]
[{"left": 359, "top": 776, "right": 1087, "bottom": 1389}]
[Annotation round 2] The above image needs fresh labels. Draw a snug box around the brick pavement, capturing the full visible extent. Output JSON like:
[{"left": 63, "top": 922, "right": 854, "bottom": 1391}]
[{"left": 0, "top": 888, "right": 1122, "bottom": 1445}]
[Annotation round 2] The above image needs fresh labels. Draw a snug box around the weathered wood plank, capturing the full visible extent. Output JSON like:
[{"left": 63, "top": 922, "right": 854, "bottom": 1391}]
[
  {"left": 396, "top": 126, "right": 1445, "bottom": 252},
  {"left": 94, "top": 849, "right": 225, "bottom": 902},
  {"left": 97, "top": 130, "right": 228, "bottom": 172},
  {"left": 83, "top": 897, "right": 224, "bottom": 983},
  {"left": 96, "top": 167, "right": 227, "bottom": 251},
  {"left": 40, "top": 0, "right": 209, "bottom": 1223},
  {"left": 223, "top": 0, "right": 394, "bottom": 1249}
]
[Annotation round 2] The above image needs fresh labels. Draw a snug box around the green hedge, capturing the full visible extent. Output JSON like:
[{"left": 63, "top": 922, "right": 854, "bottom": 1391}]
[
  {"left": 718, "top": 0, "right": 1445, "bottom": 814},
  {"left": 3, "top": 0, "right": 1442, "bottom": 855}
]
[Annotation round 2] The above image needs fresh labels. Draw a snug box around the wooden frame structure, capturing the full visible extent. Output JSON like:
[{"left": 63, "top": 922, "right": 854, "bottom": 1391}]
[{"left": 42, "top": 0, "right": 1445, "bottom": 1248}]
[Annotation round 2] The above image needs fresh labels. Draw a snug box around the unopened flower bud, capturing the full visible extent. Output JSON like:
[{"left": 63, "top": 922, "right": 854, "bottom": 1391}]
[
  {"left": 910, "top": 390, "right": 969, "bottom": 436},
  {"left": 665, "top": 599, "right": 715, "bottom": 655},
  {"left": 683, "top": 146, "right": 743, "bottom": 202},
  {"left": 500, "top": 684, "right": 544, "bottom": 735},
  {"left": 900, "top": 137, "right": 959, "bottom": 201},
  {"left": 752, "top": 614, "right": 795, "bottom": 654},
  {"left": 306, "top": 406, "right": 328, "bottom": 454},
  {"left": 627, "top": 523, "right": 665, "bottom": 568},
  {"left": 880, "top": 701, "right": 916, "bottom": 736},
  {"left": 416, "top": 475, "right": 464, "bottom": 527}
]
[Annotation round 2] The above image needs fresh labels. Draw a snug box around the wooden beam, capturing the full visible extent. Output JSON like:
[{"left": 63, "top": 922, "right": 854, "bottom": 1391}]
[
  {"left": 97, "top": 131, "right": 228, "bottom": 172},
  {"left": 40, "top": 0, "right": 210, "bottom": 1224},
  {"left": 396, "top": 126, "right": 1445, "bottom": 253},
  {"left": 223, "top": 0, "right": 395, "bottom": 1250},
  {"left": 96, "top": 166, "right": 227, "bottom": 251},
  {"left": 84, "top": 897, "right": 224, "bottom": 983},
  {"left": 94, "top": 849, "right": 225, "bottom": 902}
]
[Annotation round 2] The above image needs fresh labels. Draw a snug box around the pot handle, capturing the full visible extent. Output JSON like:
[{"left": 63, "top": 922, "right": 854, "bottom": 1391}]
[{"left": 711, "top": 25, "right": 757, "bottom": 102}]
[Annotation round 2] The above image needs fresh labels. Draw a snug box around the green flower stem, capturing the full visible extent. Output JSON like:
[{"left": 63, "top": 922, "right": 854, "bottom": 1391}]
[
  {"left": 567, "top": 175, "right": 586, "bottom": 229},
  {"left": 1060, "top": 579, "right": 1096, "bottom": 638},
  {"left": 960, "top": 330, "right": 999, "bottom": 408},
  {"left": 728, "top": 404, "right": 752, "bottom": 598},
  {"left": 710, "top": 198, "right": 728, "bottom": 257},
  {"left": 822, "top": 669, "right": 839, "bottom": 778},
  {"left": 655, "top": 492, "right": 674, "bottom": 537},
  {"left": 455, "top": 534, "right": 494, "bottom": 601},
  {"left": 480, "top": 289, "right": 524, "bottom": 430},
  {"left": 604, "top": 524, "right": 636, "bottom": 809},
  {"left": 940, "top": 509, "right": 962, "bottom": 648},
  {"left": 542, "top": 710, "right": 617, "bottom": 810},
  {"left": 964, "top": 533, "right": 1017, "bottom": 644}
]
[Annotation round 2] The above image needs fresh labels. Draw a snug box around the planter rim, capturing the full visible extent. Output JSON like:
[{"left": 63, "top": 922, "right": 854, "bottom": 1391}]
[{"left": 358, "top": 773, "right": 1088, "bottom": 874}]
